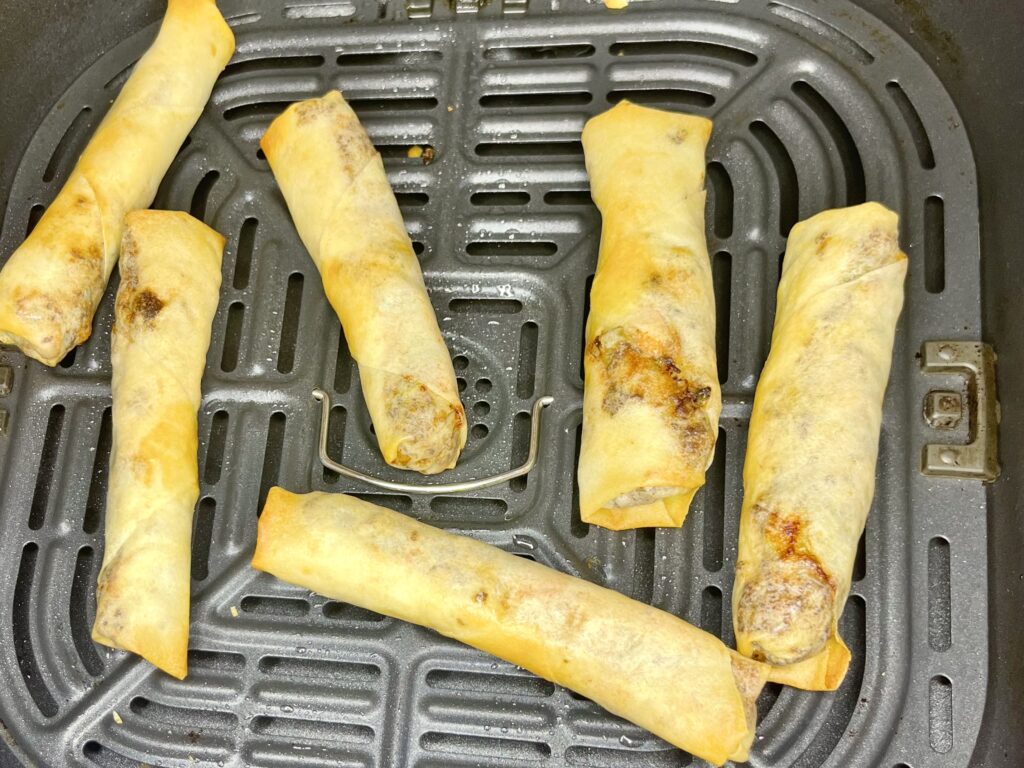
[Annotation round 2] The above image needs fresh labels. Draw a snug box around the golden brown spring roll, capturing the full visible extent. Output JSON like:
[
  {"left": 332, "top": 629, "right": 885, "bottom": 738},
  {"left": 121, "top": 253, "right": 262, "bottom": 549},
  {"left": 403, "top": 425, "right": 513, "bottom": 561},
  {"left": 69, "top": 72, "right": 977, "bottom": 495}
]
[
  {"left": 92, "top": 211, "right": 224, "bottom": 679},
  {"left": 578, "top": 101, "right": 721, "bottom": 530},
  {"left": 253, "top": 488, "right": 767, "bottom": 765},
  {"left": 732, "top": 202, "right": 907, "bottom": 689},
  {"left": 0, "top": 0, "right": 233, "bottom": 366},
  {"left": 260, "top": 92, "right": 465, "bottom": 474}
]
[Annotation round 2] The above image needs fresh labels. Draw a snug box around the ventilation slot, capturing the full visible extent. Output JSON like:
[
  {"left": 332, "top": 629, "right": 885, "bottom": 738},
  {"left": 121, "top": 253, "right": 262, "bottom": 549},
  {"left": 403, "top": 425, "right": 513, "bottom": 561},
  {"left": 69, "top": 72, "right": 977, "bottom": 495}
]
[
  {"left": 338, "top": 50, "right": 442, "bottom": 66},
  {"left": 449, "top": 298, "right": 523, "bottom": 314},
  {"left": 924, "top": 195, "right": 946, "bottom": 294},
  {"left": 565, "top": 746, "right": 690, "bottom": 767},
  {"left": 420, "top": 732, "right": 551, "bottom": 761},
  {"left": 104, "top": 61, "right": 136, "bottom": 91},
  {"left": 43, "top": 107, "right": 92, "bottom": 183},
  {"left": 29, "top": 404, "right": 65, "bottom": 530},
  {"left": 322, "top": 405, "right": 347, "bottom": 484},
  {"left": 395, "top": 191, "right": 429, "bottom": 207},
  {"left": 757, "top": 682, "right": 784, "bottom": 723},
  {"left": 516, "top": 322, "right": 539, "bottom": 398},
  {"left": 258, "top": 412, "right": 286, "bottom": 512},
  {"left": 189, "top": 170, "right": 219, "bottom": 223},
  {"left": 323, "top": 601, "right": 387, "bottom": 623},
  {"left": 929, "top": 537, "right": 952, "bottom": 652},
  {"left": 569, "top": 423, "right": 588, "bottom": 539},
  {"left": 712, "top": 251, "right": 731, "bottom": 384},
  {"left": 258, "top": 655, "right": 381, "bottom": 683},
  {"left": 203, "top": 410, "right": 229, "bottom": 485},
  {"left": 579, "top": 273, "right": 594, "bottom": 378},
  {"left": 222, "top": 54, "right": 324, "bottom": 78},
  {"left": 347, "top": 96, "right": 438, "bottom": 113},
  {"left": 475, "top": 141, "right": 583, "bottom": 158},
  {"left": 277, "top": 272, "right": 304, "bottom": 373},
  {"left": 189, "top": 648, "right": 245, "bottom": 674},
  {"left": 191, "top": 498, "right": 216, "bottom": 581},
  {"left": 608, "top": 88, "right": 715, "bottom": 109},
  {"left": 886, "top": 81, "right": 936, "bottom": 169},
  {"left": 334, "top": 333, "right": 352, "bottom": 393},
  {"left": 484, "top": 43, "right": 595, "bottom": 60},
  {"left": 429, "top": 496, "right": 508, "bottom": 523},
  {"left": 130, "top": 696, "right": 238, "bottom": 729},
  {"left": 707, "top": 162, "right": 734, "bottom": 239},
  {"left": 793, "top": 594, "right": 867, "bottom": 764},
  {"left": 221, "top": 301, "right": 245, "bottom": 372},
  {"left": 751, "top": 120, "right": 799, "bottom": 236},
  {"left": 426, "top": 668, "right": 554, "bottom": 697},
  {"left": 480, "top": 92, "right": 592, "bottom": 108},
  {"left": 224, "top": 101, "right": 296, "bottom": 121},
  {"left": 609, "top": 40, "right": 758, "bottom": 66},
  {"left": 283, "top": 3, "right": 357, "bottom": 20},
  {"left": 465, "top": 241, "right": 557, "bottom": 258},
  {"left": 634, "top": 528, "right": 656, "bottom": 604},
  {"left": 702, "top": 430, "right": 727, "bottom": 572},
  {"left": 853, "top": 529, "right": 867, "bottom": 581},
  {"left": 471, "top": 191, "right": 530, "bottom": 206},
  {"left": 240, "top": 595, "right": 309, "bottom": 617},
  {"left": 58, "top": 349, "right": 76, "bottom": 369},
  {"left": 543, "top": 190, "right": 592, "bottom": 206},
  {"left": 250, "top": 715, "right": 373, "bottom": 742},
  {"left": 233, "top": 217, "right": 257, "bottom": 289},
  {"left": 929, "top": 676, "right": 954, "bottom": 753},
  {"left": 70, "top": 546, "right": 104, "bottom": 676},
  {"left": 768, "top": 2, "right": 874, "bottom": 64},
  {"left": 350, "top": 493, "right": 413, "bottom": 511},
  {"left": 25, "top": 204, "right": 45, "bottom": 237},
  {"left": 83, "top": 741, "right": 136, "bottom": 767},
  {"left": 13, "top": 543, "right": 58, "bottom": 716},
  {"left": 83, "top": 406, "right": 112, "bottom": 533},
  {"left": 509, "top": 411, "right": 531, "bottom": 491},
  {"left": 700, "top": 586, "right": 723, "bottom": 636},
  {"left": 792, "top": 80, "right": 866, "bottom": 206}
]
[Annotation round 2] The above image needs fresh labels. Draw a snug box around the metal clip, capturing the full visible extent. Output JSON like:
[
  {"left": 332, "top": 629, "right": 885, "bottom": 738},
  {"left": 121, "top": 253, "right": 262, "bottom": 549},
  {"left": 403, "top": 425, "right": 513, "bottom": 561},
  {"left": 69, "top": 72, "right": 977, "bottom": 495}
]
[
  {"left": 920, "top": 341, "right": 1000, "bottom": 482},
  {"left": 311, "top": 388, "right": 554, "bottom": 494}
]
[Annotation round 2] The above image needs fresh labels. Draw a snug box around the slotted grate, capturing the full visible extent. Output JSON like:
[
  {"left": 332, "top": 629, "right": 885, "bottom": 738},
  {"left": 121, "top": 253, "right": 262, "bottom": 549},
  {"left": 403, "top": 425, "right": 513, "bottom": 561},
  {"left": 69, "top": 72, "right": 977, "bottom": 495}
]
[{"left": 0, "top": 0, "right": 986, "bottom": 766}]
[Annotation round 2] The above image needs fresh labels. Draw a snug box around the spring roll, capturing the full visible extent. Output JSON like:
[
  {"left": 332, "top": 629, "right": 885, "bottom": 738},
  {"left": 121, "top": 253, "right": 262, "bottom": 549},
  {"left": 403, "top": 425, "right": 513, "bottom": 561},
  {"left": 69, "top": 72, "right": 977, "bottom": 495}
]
[
  {"left": 92, "top": 211, "right": 224, "bottom": 679},
  {"left": 0, "top": 0, "right": 234, "bottom": 366},
  {"left": 578, "top": 101, "right": 720, "bottom": 530},
  {"left": 732, "top": 202, "right": 907, "bottom": 689},
  {"left": 260, "top": 92, "right": 465, "bottom": 474},
  {"left": 253, "top": 488, "right": 768, "bottom": 766}
]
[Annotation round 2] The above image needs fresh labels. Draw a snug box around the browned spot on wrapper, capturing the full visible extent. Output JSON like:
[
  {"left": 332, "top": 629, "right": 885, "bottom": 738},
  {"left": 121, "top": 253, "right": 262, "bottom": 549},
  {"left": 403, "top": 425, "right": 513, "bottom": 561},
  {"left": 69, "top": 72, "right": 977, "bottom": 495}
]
[
  {"left": 132, "top": 290, "right": 165, "bottom": 321},
  {"left": 589, "top": 329, "right": 714, "bottom": 462}
]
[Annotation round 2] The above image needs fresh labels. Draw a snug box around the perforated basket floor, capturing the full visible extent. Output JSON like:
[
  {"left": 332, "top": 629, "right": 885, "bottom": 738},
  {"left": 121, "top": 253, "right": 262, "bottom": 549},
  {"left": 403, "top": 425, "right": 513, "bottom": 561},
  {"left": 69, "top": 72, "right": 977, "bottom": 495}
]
[{"left": 0, "top": 0, "right": 987, "bottom": 766}]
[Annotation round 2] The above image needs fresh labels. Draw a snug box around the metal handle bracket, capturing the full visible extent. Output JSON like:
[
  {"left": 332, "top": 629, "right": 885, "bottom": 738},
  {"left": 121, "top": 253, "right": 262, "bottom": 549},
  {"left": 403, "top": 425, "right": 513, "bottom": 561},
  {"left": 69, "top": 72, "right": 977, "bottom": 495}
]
[
  {"left": 920, "top": 341, "right": 1000, "bottom": 482},
  {"left": 311, "top": 388, "right": 554, "bottom": 494}
]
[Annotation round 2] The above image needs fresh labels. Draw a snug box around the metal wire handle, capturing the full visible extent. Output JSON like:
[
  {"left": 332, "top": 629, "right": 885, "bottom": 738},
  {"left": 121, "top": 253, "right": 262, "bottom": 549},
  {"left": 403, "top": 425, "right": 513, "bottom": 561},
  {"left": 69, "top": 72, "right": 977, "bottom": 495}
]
[{"left": 311, "top": 388, "right": 554, "bottom": 494}]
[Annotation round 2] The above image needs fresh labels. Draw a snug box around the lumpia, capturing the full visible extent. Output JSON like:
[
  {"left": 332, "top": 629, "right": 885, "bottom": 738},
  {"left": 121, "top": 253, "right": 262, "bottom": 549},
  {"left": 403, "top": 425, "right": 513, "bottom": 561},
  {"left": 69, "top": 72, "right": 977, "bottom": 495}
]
[
  {"left": 92, "top": 210, "right": 224, "bottom": 679},
  {"left": 253, "top": 488, "right": 768, "bottom": 766},
  {"left": 578, "top": 100, "right": 721, "bottom": 529},
  {"left": 260, "top": 91, "right": 465, "bottom": 474},
  {"left": 732, "top": 202, "right": 907, "bottom": 689},
  {"left": 0, "top": 0, "right": 233, "bottom": 366}
]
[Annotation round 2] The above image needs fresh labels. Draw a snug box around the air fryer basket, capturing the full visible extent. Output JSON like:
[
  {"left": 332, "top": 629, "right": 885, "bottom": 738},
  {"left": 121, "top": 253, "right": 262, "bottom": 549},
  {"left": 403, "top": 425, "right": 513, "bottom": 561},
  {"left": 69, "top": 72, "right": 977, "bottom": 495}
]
[{"left": 1, "top": 0, "right": 1020, "bottom": 766}]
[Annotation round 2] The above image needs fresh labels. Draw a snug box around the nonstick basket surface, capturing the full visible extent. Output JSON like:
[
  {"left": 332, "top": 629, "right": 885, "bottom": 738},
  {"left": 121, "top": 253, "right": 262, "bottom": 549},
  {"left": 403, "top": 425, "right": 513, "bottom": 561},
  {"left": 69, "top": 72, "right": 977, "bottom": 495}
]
[{"left": 0, "top": 0, "right": 991, "bottom": 765}]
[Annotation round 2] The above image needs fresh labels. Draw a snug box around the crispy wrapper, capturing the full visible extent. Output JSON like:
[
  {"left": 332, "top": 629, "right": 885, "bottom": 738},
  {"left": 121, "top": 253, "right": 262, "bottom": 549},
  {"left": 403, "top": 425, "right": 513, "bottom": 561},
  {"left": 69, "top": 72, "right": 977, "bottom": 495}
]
[
  {"left": 0, "top": 0, "right": 233, "bottom": 366},
  {"left": 578, "top": 101, "right": 721, "bottom": 529},
  {"left": 91, "top": 211, "right": 224, "bottom": 679},
  {"left": 253, "top": 488, "right": 770, "bottom": 765},
  {"left": 733, "top": 202, "right": 907, "bottom": 689},
  {"left": 261, "top": 91, "right": 465, "bottom": 474}
]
